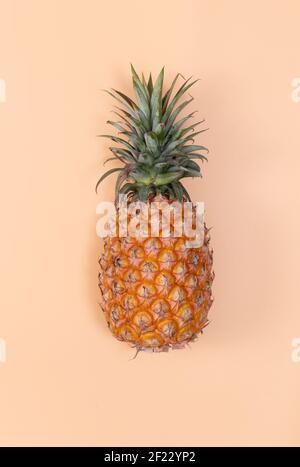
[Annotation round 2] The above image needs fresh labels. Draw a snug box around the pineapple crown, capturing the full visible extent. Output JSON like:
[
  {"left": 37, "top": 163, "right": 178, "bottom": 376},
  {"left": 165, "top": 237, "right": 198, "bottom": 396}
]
[{"left": 96, "top": 65, "right": 209, "bottom": 202}]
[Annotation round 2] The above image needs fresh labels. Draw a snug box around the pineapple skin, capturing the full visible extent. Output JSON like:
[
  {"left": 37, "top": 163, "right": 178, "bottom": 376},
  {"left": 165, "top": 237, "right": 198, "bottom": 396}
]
[{"left": 98, "top": 220, "right": 214, "bottom": 351}]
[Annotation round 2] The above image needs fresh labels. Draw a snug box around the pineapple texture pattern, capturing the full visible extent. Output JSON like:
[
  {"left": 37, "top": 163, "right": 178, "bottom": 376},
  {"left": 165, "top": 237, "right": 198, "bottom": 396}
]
[{"left": 99, "top": 229, "right": 214, "bottom": 351}]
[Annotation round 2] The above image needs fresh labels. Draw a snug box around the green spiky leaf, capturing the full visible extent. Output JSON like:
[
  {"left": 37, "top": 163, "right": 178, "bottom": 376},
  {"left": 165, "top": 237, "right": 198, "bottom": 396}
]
[
  {"left": 95, "top": 167, "right": 123, "bottom": 193},
  {"left": 147, "top": 73, "right": 154, "bottom": 96},
  {"left": 144, "top": 132, "right": 159, "bottom": 154},
  {"left": 164, "top": 97, "right": 194, "bottom": 134},
  {"left": 150, "top": 68, "right": 164, "bottom": 130},
  {"left": 162, "top": 73, "right": 181, "bottom": 112},
  {"left": 163, "top": 78, "right": 199, "bottom": 123}
]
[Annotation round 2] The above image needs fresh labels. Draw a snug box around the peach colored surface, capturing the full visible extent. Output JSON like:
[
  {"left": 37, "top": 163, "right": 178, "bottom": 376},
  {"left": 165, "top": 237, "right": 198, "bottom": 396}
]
[{"left": 0, "top": 0, "right": 300, "bottom": 447}]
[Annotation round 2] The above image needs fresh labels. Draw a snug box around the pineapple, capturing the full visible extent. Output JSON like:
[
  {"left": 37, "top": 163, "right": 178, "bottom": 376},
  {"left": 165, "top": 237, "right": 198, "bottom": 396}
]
[{"left": 97, "top": 66, "right": 214, "bottom": 352}]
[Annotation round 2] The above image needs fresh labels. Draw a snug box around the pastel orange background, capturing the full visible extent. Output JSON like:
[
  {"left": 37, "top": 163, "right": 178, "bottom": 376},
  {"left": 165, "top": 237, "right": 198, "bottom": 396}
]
[{"left": 0, "top": 0, "right": 300, "bottom": 447}]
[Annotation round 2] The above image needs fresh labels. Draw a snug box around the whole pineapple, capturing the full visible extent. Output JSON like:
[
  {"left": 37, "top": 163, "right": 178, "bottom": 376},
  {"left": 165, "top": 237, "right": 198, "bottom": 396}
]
[{"left": 97, "top": 66, "right": 214, "bottom": 352}]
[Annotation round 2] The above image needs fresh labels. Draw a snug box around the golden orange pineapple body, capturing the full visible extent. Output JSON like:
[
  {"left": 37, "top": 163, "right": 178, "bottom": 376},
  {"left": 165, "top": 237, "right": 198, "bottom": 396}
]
[{"left": 98, "top": 201, "right": 214, "bottom": 351}]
